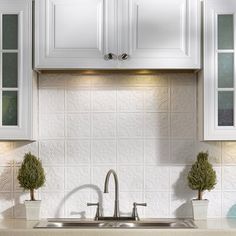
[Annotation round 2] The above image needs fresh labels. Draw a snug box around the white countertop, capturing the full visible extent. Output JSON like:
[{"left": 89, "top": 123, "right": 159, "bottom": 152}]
[{"left": 1, "top": 219, "right": 236, "bottom": 236}]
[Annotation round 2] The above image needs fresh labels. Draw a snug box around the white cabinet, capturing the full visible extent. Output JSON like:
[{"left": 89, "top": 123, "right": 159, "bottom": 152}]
[
  {"left": 0, "top": 0, "right": 36, "bottom": 140},
  {"left": 201, "top": 0, "right": 236, "bottom": 140},
  {"left": 35, "top": 0, "right": 200, "bottom": 69},
  {"left": 35, "top": 0, "right": 117, "bottom": 69},
  {"left": 118, "top": 0, "right": 200, "bottom": 69}
]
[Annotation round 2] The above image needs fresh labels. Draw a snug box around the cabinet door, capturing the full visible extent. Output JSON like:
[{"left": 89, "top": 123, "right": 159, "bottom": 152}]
[
  {"left": 35, "top": 0, "right": 117, "bottom": 69},
  {"left": 204, "top": 0, "right": 236, "bottom": 140},
  {"left": 0, "top": 0, "right": 34, "bottom": 140},
  {"left": 118, "top": 0, "right": 200, "bottom": 69}
]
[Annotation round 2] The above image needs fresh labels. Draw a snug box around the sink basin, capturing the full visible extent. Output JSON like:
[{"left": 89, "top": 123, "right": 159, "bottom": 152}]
[{"left": 35, "top": 219, "right": 196, "bottom": 229}]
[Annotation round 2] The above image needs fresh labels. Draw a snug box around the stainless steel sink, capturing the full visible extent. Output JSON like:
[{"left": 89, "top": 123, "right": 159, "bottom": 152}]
[{"left": 35, "top": 219, "right": 196, "bottom": 229}]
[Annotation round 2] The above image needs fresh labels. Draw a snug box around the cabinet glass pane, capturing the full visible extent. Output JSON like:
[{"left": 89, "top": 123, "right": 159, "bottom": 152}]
[
  {"left": 2, "top": 53, "right": 18, "bottom": 88},
  {"left": 2, "top": 15, "right": 18, "bottom": 50},
  {"left": 218, "top": 91, "right": 234, "bottom": 126},
  {"left": 218, "top": 53, "right": 234, "bottom": 88},
  {"left": 2, "top": 91, "right": 18, "bottom": 126},
  {"left": 218, "top": 15, "right": 234, "bottom": 50}
]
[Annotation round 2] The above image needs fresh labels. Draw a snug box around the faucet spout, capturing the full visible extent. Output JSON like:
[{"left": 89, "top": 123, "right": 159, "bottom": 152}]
[{"left": 104, "top": 169, "right": 120, "bottom": 218}]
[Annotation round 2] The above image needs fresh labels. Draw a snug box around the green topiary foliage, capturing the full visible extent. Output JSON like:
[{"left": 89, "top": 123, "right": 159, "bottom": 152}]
[
  {"left": 17, "top": 152, "right": 46, "bottom": 201},
  {"left": 187, "top": 152, "right": 217, "bottom": 200}
]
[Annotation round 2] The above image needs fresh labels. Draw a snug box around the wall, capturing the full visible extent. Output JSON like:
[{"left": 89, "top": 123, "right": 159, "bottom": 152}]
[{"left": 0, "top": 72, "right": 235, "bottom": 219}]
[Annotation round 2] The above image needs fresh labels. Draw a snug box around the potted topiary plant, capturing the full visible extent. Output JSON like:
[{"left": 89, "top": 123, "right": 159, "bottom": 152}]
[
  {"left": 17, "top": 152, "right": 46, "bottom": 221},
  {"left": 187, "top": 152, "right": 216, "bottom": 220}
]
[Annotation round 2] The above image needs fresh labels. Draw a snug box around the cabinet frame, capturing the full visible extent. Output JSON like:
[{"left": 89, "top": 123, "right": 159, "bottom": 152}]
[
  {"left": 35, "top": 0, "right": 201, "bottom": 69},
  {"left": 0, "top": 0, "right": 36, "bottom": 140},
  {"left": 201, "top": 0, "right": 236, "bottom": 140}
]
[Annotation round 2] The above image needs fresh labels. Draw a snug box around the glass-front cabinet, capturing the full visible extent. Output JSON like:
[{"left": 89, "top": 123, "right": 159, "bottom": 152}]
[
  {"left": 203, "top": 0, "right": 236, "bottom": 140},
  {"left": 0, "top": 0, "right": 35, "bottom": 140}
]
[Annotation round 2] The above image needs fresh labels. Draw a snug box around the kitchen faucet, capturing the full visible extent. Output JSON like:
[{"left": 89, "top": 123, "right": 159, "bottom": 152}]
[
  {"left": 88, "top": 169, "right": 146, "bottom": 220},
  {"left": 104, "top": 169, "right": 120, "bottom": 218}
]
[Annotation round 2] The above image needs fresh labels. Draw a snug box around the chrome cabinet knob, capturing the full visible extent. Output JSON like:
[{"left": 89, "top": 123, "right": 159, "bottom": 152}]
[
  {"left": 104, "top": 53, "right": 117, "bottom": 60},
  {"left": 119, "top": 53, "right": 129, "bottom": 60}
]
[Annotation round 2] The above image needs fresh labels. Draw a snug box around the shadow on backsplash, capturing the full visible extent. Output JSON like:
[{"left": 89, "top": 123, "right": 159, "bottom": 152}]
[
  {"left": 55, "top": 184, "right": 103, "bottom": 218},
  {"left": 172, "top": 166, "right": 195, "bottom": 218},
  {"left": 0, "top": 166, "right": 27, "bottom": 218}
]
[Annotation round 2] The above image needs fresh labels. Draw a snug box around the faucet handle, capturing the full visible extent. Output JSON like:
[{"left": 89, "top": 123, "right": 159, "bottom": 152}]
[
  {"left": 87, "top": 202, "right": 99, "bottom": 207},
  {"left": 87, "top": 202, "right": 100, "bottom": 220},
  {"left": 132, "top": 202, "right": 147, "bottom": 221},
  {"left": 134, "top": 202, "right": 147, "bottom": 207}
]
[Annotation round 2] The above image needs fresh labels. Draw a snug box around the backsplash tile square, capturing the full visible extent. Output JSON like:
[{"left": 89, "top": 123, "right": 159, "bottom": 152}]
[
  {"left": 39, "top": 114, "right": 65, "bottom": 138},
  {"left": 144, "top": 139, "right": 170, "bottom": 164},
  {"left": 92, "top": 113, "right": 116, "bottom": 138},
  {"left": 66, "top": 89, "right": 91, "bottom": 112},
  {"left": 66, "top": 114, "right": 91, "bottom": 138},
  {"left": 39, "top": 88, "right": 65, "bottom": 113},
  {"left": 117, "top": 139, "right": 143, "bottom": 164},
  {"left": 117, "top": 88, "right": 144, "bottom": 112},
  {"left": 145, "top": 166, "right": 169, "bottom": 191},
  {"left": 118, "top": 165, "right": 144, "bottom": 191},
  {"left": 171, "top": 113, "right": 196, "bottom": 139},
  {"left": 42, "top": 167, "right": 64, "bottom": 192},
  {"left": 92, "top": 139, "right": 116, "bottom": 164},
  {"left": 66, "top": 140, "right": 90, "bottom": 165},
  {"left": 1, "top": 72, "right": 236, "bottom": 219},
  {"left": 0, "top": 167, "right": 12, "bottom": 192},
  {"left": 65, "top": 166, "right": 90, "bottom": 191},
  {"left": 145, "top": 192, "right": 170, "bottom": 218},
  {"left": 144, "top": 87, "right": 169, "bottom": 112},
  {"left": 92, "top": 89, "right": 116, "bottom": 112},
  {"left": 118, "top": 113, "right": 143, "bottom": 137},
  {"left": 144, "top": 113, "right": 169, "bottom": 138},
  {"left": 39, "top": 140, "right": 65, "bottom": 166},
  {"left": 171, "top": 86, "right": 195, "bottom": 112}
]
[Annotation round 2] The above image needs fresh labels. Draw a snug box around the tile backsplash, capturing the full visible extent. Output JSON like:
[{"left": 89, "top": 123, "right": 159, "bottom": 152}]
[{"left": 0, "top": 72, "right": 236, "bottom": 219}]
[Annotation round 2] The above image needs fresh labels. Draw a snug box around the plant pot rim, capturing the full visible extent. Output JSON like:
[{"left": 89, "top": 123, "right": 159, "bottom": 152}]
[
  {"left": 25, "top": 200, "right": 41, "bottom": 202},
  {"left": 192, "top": 199, "right": 209, "bottom": 201}
]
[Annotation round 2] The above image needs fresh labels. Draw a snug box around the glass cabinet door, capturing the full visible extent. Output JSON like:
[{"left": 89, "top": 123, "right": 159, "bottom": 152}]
[
  {"left": 1, "top": 14, "right": 18, "bottom": 126},
  {"left": 217, "top": 14, "right": 235, "bottom": 127}
]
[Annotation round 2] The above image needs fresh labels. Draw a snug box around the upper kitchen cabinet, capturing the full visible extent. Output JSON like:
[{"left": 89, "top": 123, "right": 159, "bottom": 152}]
[
  {"left": 0, "top": 0, "right": 36, "bottom": 140},
  {"left": 202, "top": 0, "right": 236, "bottom": 140},
  {"left": 35, "top": 0, "right": 200, "bottom": 69}
]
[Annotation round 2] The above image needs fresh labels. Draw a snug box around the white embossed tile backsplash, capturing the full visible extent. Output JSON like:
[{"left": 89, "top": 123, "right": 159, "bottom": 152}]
[{"left": 0, "top": 72, "right": 235, "bottom": 219}]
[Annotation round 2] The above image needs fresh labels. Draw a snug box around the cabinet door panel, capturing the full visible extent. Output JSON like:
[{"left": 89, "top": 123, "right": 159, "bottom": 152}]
[
  {"left": 49, "top": 0, "right": 102, "bottom": 56},
  {"left": 54, "top": 3, "right": 98, "bottom": 49},
  {"left": 35, "top": 0, "right": 117, "bottom": 68},
  {"left": 119, "top": 0, "right": 200, "bottom": 69},
  {"left": 134, "top": 0, "right": 184, "bottom": 51}
]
